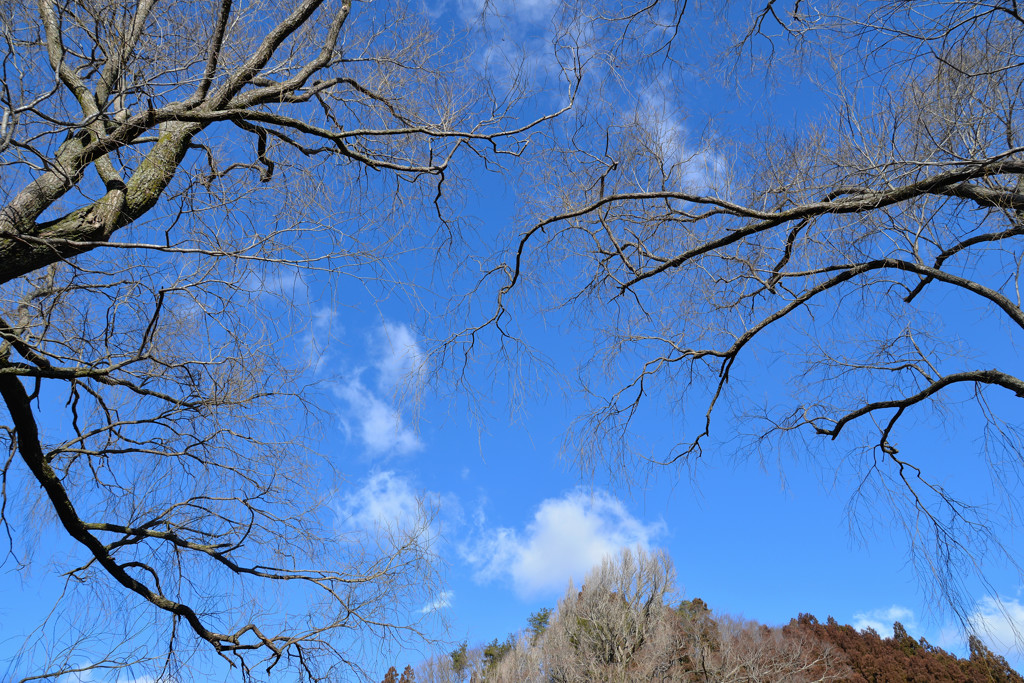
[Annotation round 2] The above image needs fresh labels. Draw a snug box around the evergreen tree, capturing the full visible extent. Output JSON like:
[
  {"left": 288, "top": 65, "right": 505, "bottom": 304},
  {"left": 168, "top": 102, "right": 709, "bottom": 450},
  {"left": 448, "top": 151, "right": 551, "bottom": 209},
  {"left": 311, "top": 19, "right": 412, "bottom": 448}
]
[
  {"left": 450, "top": 641, "right": 469, "bottom": 681},
  {"left": 482, "top": 636, "right": 514, "bottom": 674},
  {"left": 528, "top": 608, "right": 553, "bottom": 645}
]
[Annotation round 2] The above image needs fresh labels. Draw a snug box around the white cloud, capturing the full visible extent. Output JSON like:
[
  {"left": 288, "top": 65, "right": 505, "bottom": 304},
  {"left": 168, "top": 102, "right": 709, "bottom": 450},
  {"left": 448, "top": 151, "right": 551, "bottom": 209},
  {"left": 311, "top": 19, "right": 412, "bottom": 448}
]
[
  {"left": 632, "top": 87, "right": 726, "bottom": 192},
  {"left": 852, "top": 605, "right": 918, "bottom": 636},
  {"left": 460, "top": 0, "right": 559, "bottom": 25},
  {"left": 970, "top": 596, "right": 1024, "bottom": 654},
  {"left": 935, "top": 596, "right": 1024, "bottom": 668},
  {"left": 420, "top": 590, "right": 453, "bottom": 614},
  {"left": 458, "top": 0, "right": 581, "bottom": 99},
  {"left": 337, "top": 471, "right": 424, "bottom": 535},
  {"left": 333, "top": 321, "right": 425, "bottom": 456},
  {"left": 461, "top": 490, "right": 664, "bottom": 597},
  {"left": 242, "top": 266, "right": 343, "bottom": 375},
  {"left": 246, "top": 265, "right": 310, "bottom": 302},
  {"left": 372, "top": 322, "right": 427, "bottom": 395},
  {"left": 334, "top": 378, "right": 422, "bottom": 455},
  {"left": 303, "top": 305, "right": 339, "bottom": 374}
]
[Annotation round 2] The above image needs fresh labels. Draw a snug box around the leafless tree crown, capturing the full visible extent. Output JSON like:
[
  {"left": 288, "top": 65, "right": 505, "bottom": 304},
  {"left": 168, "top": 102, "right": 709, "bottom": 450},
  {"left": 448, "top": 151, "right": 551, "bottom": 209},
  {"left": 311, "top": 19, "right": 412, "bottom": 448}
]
[
  {"left": 442, "top": 0, "right": 1024, "bottom": 622},
  {"left": 0, "top": 0, "right": 569, "bottom": 679},
  {"left": 480, "top": 547, "right": 850, "bottom": 683}
]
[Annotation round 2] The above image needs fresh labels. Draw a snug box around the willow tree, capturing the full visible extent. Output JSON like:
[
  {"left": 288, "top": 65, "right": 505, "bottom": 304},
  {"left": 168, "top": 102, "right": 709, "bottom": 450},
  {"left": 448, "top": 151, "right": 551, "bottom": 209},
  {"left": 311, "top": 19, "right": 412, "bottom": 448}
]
[
  {"left": 0, "top": 0, "right": 568, "bottom": 680},
  {"left": 457, "top": 0, "right": 1024, "bottom": 621}
]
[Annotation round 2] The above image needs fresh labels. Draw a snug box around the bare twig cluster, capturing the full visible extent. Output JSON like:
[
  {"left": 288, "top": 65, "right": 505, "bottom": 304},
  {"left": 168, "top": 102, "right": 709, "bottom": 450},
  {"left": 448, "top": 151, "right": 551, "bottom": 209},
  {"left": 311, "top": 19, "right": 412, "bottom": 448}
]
[
  {"left": 443, "top": 0, "right": 1024, "bottom": 623},
  {"left": 0, "top": 0, "right": 571, "bottom": 680}
]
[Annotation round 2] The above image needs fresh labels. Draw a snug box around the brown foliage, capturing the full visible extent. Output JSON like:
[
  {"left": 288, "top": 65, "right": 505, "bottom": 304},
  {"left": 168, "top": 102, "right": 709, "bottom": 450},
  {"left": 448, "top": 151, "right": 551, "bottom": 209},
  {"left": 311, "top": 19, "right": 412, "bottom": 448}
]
[{"left": 789, "top": 614, "right": 1024, "bottom": 682}]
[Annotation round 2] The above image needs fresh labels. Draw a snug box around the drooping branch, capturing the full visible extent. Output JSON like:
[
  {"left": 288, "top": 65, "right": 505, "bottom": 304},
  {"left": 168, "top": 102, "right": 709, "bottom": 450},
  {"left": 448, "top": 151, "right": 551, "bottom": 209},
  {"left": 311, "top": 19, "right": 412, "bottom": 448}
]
[
  {"left": 816, "top": 368, "right": 1024, "bottom": 441},
  {"left": 0, "top": 371, "right": 236, "bottom": 655}
]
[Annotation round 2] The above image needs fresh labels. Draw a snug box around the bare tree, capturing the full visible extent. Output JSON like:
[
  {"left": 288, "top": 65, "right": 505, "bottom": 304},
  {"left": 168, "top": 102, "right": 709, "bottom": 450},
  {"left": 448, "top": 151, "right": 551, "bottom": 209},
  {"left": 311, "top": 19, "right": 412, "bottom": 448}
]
[
  {"left": 700, "top": 616, "right": 850, "bottom": 683},
  {"left": 414, "top": 653, "right": 458, "bottom": 683},
  {"left": 491, "top": 548, "right": 850, "bottom": 682},
  {"left": 415, "top": 642, "right": 489, "bottom": 683},
  {"left": 485, "top": 634, "right": 543, "bottom": 683},
  {"left": 454, "top": 0, "right": 1024, "bottom": 620},
  {"left": 540, "top": 547, "right": 676, "bottom": 683},
  {"left": 641, "top": 604, "right": 850, "bottom": 683},
  {"left": 0, "top": 0, "right": 572, "bottom": 680}
]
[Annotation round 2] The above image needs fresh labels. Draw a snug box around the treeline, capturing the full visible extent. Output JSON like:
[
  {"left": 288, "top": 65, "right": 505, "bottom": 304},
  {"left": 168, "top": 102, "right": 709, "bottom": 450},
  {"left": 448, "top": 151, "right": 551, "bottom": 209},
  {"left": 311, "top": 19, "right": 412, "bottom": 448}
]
[
  {"left": 793, "top": 614, "right": 1021, "bottom": 682},
  {"left": 381, "top": 548, "right": 1021, "bottom": 683}
]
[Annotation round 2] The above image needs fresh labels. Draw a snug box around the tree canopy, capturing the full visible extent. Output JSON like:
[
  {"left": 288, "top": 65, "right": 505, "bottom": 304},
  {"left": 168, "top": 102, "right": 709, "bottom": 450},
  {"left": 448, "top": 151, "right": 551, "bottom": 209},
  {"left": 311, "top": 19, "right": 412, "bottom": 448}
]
[
  {"left": 444, "top": 0, "right": 1024, "bottom": 621},
  {"left": 4, "top": 0, "right": 1024, "bottom": 680},
  {"left": 0, "top": 0, "right": 565, "bottom": 678}
]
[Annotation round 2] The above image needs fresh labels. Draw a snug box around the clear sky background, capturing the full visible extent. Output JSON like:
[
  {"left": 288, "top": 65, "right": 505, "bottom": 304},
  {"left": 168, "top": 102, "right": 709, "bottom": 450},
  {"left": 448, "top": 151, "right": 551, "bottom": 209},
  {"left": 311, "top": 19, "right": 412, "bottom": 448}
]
[
  {"left": 3, "top": 0, "right": 1024, "bottom": 680},
  {"left": 288, "top": 0, "right": 1024, "bottom": 671},
  {"left": 310, "top": 0, "right": 1024, "bottom": 675},
  {"left": 308, "top": 288, "right": 1024, "bottom": 673}
]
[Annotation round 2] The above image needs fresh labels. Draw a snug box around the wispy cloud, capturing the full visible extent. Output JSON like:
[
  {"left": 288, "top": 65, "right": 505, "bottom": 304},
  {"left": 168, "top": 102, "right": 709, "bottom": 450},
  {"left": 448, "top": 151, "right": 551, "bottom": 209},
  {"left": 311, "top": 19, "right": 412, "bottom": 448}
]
[
  {"left": 373, "top": 321, "right": 427, "bottom": 396},
  {"left": 972, "top": 596, "right": 1024, "bottom": 651},
  {"left": 459, "top": 0, "right": 560, "bottom": 26},
  {"left": 303, "top": 305, "right": 339, "bottom": 374},
  {"left": 420, "top": 590, "right": 453, "bottom": 614},
  {"left": 243, "top": 265, "right": 341, "bottom": 374},
  {"left": 335, "top": 472, "right": 448, "bottom": 620},
  {"left": 334, "top": 378, "right": 423, "bottom": 455},
  {"left": 460, "top": 489, "right": 664, "bottom": 597},
  {"left": 337, "top": 470, "right": 425, "bottom": 535},
  {"left": 458, "top": 0, "right": 582, "bottom": 101},
  {"left": 935, "top": 596, "right": 1024, "bottom": 667},
  {"left": 245, "top": 265, "right": 310, "bottom": 302},
  {"left": 334, "top": 321, "right": 425, "bottom": 457},
  {"left": 631, "top": 86, "right": 727, "bottom": 191}
]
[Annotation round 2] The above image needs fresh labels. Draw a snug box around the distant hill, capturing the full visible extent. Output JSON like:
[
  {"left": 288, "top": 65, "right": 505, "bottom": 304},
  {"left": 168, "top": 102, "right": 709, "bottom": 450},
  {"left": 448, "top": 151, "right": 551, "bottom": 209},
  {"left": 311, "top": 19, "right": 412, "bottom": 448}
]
[
  {"left": 789, "top": 613, "right": 1022, "bottom": 683},
  {"left": 382, "top": 549, "right": 1022, "bottom": 683}
]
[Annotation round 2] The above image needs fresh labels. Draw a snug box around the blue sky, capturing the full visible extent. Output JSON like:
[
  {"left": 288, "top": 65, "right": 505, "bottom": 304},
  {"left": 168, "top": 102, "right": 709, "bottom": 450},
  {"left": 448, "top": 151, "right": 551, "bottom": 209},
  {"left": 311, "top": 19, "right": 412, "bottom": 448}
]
[
  {"left": 304, "top": 0, "right": 1024, "bottom": 673},
  {"left": 3, "top": 0, "right": 1024, "bottom": 680},
  {"left": 301, "top": 289, "right": 1024, "bottom": 672}
]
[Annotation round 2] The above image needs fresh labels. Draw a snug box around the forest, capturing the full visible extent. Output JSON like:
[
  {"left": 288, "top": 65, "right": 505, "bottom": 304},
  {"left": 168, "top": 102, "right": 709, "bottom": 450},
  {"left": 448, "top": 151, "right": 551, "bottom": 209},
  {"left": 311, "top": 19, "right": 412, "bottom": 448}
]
[{"left": 385, "top": 550, "right": 1023, "bottom": 683}]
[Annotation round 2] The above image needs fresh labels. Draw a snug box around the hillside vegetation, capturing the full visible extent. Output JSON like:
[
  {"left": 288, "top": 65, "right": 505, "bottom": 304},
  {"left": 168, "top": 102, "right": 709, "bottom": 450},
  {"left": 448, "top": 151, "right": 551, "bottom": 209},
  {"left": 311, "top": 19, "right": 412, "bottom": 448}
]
[{"left": 383, "top": 549, "right": 1021, "bottom": 683}]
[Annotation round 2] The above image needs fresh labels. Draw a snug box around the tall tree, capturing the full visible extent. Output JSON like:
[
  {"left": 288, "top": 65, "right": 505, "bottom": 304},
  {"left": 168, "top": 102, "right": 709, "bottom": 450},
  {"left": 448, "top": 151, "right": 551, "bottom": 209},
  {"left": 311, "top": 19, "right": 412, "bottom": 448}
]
[
  {"left": 969, "top": 635, "right": 1022, "bottom": 682},
  {"left": 486, "top": 552, "right": 850, "bottom": 683},
  {"left": 527, "top": 607, "right": 553, "bottom": 645},
  {"left": 540, "top": 547, "right": 677, "bottom": 683},
  {"left": 0, "top": 0, "right": 568, "bottom": 679},
  {"left": 451, "top": 640, "right": 470, "bottom": 681}
]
